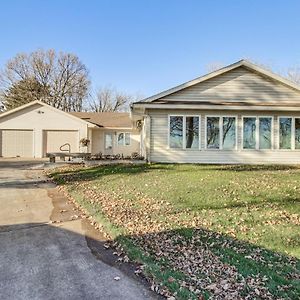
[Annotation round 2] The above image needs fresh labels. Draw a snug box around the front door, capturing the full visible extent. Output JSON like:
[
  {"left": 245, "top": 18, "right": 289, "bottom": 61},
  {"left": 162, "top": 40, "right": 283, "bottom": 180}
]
[{"left": 104, "top": 133, "right": 113, "bottom": 155}]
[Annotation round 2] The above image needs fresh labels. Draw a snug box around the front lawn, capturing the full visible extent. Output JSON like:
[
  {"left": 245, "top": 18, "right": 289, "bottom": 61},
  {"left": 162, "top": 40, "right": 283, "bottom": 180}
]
[{"left": 50, "top": 164, "right": 300, "bottom": 299}]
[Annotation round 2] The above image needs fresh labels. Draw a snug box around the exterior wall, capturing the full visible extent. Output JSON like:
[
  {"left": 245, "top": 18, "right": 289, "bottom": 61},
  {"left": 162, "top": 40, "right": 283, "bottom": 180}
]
[
  {"left": 148, "top": 109, "right": 300, "bottom": 164},
  {"left": 91, "top": 128, "right": 140, "bottom": 157},
  {"left": 0, "top": 103, "right": 88, "bottom": 158},
  {"left": 159, "top": 66, "right": 300, "bottom": 104}
]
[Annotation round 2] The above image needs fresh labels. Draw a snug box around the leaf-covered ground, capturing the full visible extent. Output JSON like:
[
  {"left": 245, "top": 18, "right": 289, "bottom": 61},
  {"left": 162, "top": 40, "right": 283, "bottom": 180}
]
[{"left": 50, "top": 164, "right": 300, "bottom": 299}]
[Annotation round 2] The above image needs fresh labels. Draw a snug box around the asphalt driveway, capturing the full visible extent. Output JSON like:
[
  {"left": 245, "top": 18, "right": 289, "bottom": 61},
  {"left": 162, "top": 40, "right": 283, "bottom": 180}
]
[{"left": 0, "top": 159, "right": 156, "bottom": 300}]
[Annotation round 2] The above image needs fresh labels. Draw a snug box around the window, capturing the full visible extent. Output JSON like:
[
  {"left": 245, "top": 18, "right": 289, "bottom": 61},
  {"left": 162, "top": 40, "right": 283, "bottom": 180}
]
[
  {"left": 243, "top": 117, "right": 273, "bottom": 150},
  {"left": 185, "top": 116, "right": 199, "bottom": 149},
  {"left": 259, "top": 117, "right": 272, "bottom": 149},
  {"left": 117, "top": 133, "right": 124, "bottom": 145},
  {"left": 169, "top": 116, "right": 183, "bottom": 148},
  {"left": 206, "top": 116, "right": 236, "bottom": 150},
  {"left": 243, "top": 117, "right": 256, "bottom": 149},
  {"left": 279, "top": 118, "right": 292, "bottom": 149},
  {"left": 169, "top": 116, "right": 199, "bottom": 149},
  {"left": 295, "top": 118, "right": 300, "bottom": 149},
  {"left": 105, "top": 133, "right": 113, "bottom": 150},
  {"left": 117, "top": 132, "right": 131, "bottom": 146},
  {"left": 223, "top": 117, "right": 236, "bottom": 150},
  {"left": 206, "top": 117, "right": 220, "bottom": 149}
]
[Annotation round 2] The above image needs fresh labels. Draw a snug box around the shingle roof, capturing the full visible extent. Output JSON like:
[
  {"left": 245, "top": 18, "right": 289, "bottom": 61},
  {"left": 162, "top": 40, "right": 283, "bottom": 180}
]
[{"left": 69, "top": 112, "right": 132, "bottom": 128}]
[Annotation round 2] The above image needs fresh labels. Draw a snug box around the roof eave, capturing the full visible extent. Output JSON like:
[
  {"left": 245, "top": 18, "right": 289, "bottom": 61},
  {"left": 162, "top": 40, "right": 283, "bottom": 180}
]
[{"left": 133, "top": 103, "right": 300, "bottom": 112}]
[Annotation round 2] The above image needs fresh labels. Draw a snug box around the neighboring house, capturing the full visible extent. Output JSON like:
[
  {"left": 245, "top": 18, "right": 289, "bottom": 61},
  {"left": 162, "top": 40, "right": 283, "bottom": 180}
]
[
  {"left": 131, "top": 59, "right": 300, "bottom": 164},
  {"left": 0, "top": 100, "right": 140, "bottom": 158}
]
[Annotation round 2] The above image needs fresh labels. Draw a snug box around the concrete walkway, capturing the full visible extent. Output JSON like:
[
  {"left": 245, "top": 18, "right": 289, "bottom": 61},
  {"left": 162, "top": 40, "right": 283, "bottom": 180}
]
[{"left": 0, "top": 158, "right": 156, "bottom": 300}]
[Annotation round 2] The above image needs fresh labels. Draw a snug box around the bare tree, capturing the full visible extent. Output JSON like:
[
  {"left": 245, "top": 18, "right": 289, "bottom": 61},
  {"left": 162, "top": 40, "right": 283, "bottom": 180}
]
[
  {"left": 0, "top": 49, "right": 90, "bottom": 111},
  {"left": 87, "top": 86, "right": 140, "bottom": 112},
  {"left": 286, "top": 66, "right": 300, "bottom": 84}
]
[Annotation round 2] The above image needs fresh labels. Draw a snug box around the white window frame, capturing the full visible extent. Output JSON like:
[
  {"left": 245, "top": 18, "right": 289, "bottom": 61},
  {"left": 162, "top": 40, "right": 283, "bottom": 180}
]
[
  {"left": 205, "top": 115, "right": 238, "bottom": 150},
  {"left": 117, "top": 132, "right": 131, "bottom": 146},
  {"left": 241, "top": 116, "right": 274, "bottom": 150},
  {"left": 278, "top": 116, "right": 298, "bottom": 151},
  {"left": 168, "top": 115, "right": 201, "bottom": 150}
]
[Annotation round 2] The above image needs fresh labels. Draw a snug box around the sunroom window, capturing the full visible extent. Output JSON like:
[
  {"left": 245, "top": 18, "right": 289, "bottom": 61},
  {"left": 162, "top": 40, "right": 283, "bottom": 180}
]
[
  {"left": 206, "top": 117, "right": 220, "bottom": 149},
  {"left": 243, "top": 117, "right": 256, "bottom": 149},
  {"left": 169, "top": 116, "right": 199, "bottom": 149},
  {"left": 185, "top": 116, "right": 199, "bottom": 149},
  {"left": 222, "top": 117, "right": 236, "bottom": 150},
  {"left": 279, "top": 117, "right": 292, "bottom": 149},
  {"left": 259, "top": 117, "right": 272, "bottom": 149},
  {"left": 295, "top": 118, "right": 300, "bottom": 149},
  {"left": 169, "top": 116, "right": 183, "bottom": 148}
]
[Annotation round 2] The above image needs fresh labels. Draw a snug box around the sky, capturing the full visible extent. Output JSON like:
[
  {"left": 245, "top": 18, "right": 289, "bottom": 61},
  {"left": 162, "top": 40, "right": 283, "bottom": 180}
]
[{"left": 0, "top": 0, "right": 300, "bottom": 98}]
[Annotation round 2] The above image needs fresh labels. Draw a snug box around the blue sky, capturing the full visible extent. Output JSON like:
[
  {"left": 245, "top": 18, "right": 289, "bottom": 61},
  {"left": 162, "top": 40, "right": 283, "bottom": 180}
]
[{"left": 0, "top": 0, "right": 300, "bottom": 97}]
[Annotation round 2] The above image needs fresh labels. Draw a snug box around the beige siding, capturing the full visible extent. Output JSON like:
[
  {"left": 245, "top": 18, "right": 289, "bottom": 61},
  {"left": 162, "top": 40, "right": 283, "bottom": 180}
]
[
  {"left": 91, "top": 128, "right": 140, "bottom": 157},
  {"left": 149, "top": 109, "right": 300, "bottom": 164},
  {"left": 159, "top": 67, "right": 300, "bottom": 104}
]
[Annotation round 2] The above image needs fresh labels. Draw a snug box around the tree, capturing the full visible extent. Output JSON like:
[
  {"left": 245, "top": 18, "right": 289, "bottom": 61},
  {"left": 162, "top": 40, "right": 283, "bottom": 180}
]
[
  {"left": 2, "top": 77, "right": 50, "bottom": 110},
  {"left": 87, "top": 86, "right": 139, "bottom": 112},
  {"left": 0, "top": 49, "right": 90, "bottom": 111},
  {"left": 286, "top": 66, "right": 300, "bottom": 84}
]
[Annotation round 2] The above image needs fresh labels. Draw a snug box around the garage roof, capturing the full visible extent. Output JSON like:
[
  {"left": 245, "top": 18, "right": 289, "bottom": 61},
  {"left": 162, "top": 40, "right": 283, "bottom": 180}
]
[{"left": 69, "top": 112, "right": 132, "bottom": 129}]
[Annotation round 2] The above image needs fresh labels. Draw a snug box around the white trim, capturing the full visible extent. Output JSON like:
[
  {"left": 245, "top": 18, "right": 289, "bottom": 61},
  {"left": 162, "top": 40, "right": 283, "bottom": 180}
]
[
  {"left": 134, "top": 59, "right": 300, "bottom": 104},
  {"left": 205, "top": 115, "right": 238, "bottom": 150},
  {"left": 168, "top": 114, "right": 201, "bottom": 150}
]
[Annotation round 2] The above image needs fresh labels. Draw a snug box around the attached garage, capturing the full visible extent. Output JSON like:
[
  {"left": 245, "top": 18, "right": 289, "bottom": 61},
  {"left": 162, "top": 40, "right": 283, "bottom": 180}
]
[
  {"left": 0, "top": 101, "right": 95, "bottom": 158},
  {"left": 43, "top": 130, "right": 79, "bottom": 155},
  {"left": 0, "top": 130, "right": 33, "bottom": 157}
]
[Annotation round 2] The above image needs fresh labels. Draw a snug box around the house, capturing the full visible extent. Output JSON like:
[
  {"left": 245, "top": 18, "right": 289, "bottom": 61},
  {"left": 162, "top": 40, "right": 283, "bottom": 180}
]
[
  {"left": 131, "top": 59, "right": 300, "bottom": 164},
  {"left": 0, "top": 100, "right": 140, "bottom": 158}
]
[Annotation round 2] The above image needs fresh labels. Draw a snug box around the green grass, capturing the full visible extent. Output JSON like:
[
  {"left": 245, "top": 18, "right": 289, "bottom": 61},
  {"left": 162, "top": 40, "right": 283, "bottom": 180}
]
[{"left": 50, "top": 163, "right": 300, "bottom": 299}]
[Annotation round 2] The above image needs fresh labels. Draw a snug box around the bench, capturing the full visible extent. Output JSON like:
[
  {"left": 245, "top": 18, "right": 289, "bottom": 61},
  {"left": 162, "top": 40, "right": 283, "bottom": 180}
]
[{"left": 46, "top": 152, "right": 91, "bottom": 163}]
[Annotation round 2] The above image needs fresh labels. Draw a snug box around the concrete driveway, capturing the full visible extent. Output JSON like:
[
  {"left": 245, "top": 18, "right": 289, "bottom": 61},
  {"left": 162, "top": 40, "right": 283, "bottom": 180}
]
[{"left": 0, "top": 159, "right": 157, "bottom": 300}]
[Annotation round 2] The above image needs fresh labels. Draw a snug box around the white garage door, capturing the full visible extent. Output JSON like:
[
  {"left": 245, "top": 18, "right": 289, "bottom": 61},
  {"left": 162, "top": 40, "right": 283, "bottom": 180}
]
[
  {"left": 0, "top": 130, "right": 34, "bottom": 157},
  {"left": 44, "top": 130, "right": 79, "bottom": 155}
]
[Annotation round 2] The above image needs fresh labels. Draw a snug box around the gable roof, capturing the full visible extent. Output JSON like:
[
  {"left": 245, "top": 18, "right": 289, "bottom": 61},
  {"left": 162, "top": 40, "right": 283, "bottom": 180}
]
[
  {"left": 135, "top": 59, "right": 300, "bottom": 104},
  {"left": 0, "top": 100, "right": 96, "bottom": 127},
  {"left": 69, "top": 112, "right": 132, "bottom": 129}
]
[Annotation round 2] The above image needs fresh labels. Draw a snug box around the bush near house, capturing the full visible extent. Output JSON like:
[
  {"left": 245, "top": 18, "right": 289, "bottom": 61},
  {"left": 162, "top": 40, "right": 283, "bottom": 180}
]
[{"left": 50, "top": 164, "right": 300, "bottom": 300}]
